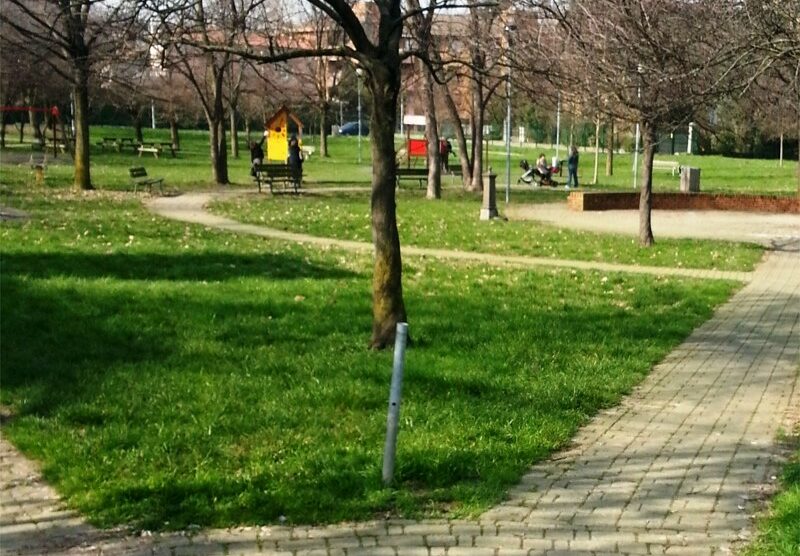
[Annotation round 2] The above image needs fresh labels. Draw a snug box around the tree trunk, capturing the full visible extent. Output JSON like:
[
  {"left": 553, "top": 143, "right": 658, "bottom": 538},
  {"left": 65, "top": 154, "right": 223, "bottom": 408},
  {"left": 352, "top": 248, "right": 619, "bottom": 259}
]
[
  {"left": 638, "top": 121, "right": 656, "bottom": 246},
  {"left": 216, "top": 116, "right": 229, "bottom": 184},
  {"left": 133, "top": 115, "right": 144, "bottom": 144},
  {"left": 73, "top": 69, "right": 92, "bottom": 190},
  {"left": 423, "top": 69, "right": 441, "bottom": 199},
  {"left": 367, "top": 62, "right": 407, "bottom": 349},
  {"left": 606, "top": 119, "right": 614, "bottom": 176},
  {"left": 29, "top": 108, "right": 43, "bottom": 144},
  {"left": 230, "top": 109, "right": 239, "bottom": 159},
  {"left": 470, "top": 73, "right": 485, "bottom": 192},
  {"left": 208, "top": 111, "right": 229, "bottom": 184},
  {"left": 18, "top": 119, "right": 25, "bottom": 143},
  {"left": 319, "top": 104, "right": 329, "bottom": 158},
  {"left": 796, "top": 104, "right": 799, "bottom": 193},
  {"left": 440, "top": 83, "right": 471, "bottom": 187},
  {"left": 0, "top": 112, "right": 5, "bottom": 148},
  {"left": 170, "top": 116, "right": 180, "bottom": 150}
]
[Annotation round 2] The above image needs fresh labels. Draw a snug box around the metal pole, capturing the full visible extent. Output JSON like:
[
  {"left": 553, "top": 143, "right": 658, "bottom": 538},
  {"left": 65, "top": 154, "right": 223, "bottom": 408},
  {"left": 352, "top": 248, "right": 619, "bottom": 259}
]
[
  {"left": 555, "top": 92, "right": 561, "bottom": 160},
  {"left": 634, "top": 68, "right": 642, "bottom": 189},
  {"left": 633, "top": 122, "right": 640, "bottom": 189},
  {"left": 70, "top": 93, "right": 76, "bottom": 136},
  {"left": 357, "top": 70, "right": 363, "bottom": 164},
  {"left": 505, "top": 67, "right": 511, "bottom": 204},
  {"left": 382, "top": 322, "right": 408, "bottom": 486},
  {"left": 400, "top": 94, "right": 404, "bottom": 135}
]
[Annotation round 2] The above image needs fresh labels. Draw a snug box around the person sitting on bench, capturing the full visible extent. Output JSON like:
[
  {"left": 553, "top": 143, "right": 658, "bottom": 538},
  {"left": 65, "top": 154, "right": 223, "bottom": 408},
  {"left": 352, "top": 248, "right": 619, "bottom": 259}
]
[{"left": 249, "top": 133, "right": 266, "bottom": 177}]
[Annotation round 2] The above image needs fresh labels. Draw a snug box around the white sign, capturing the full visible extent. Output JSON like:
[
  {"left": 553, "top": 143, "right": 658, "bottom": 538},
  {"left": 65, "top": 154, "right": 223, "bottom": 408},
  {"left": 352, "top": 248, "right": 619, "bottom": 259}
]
[{"left": 403, "top": 114, "right": 426, "bottom": 127}]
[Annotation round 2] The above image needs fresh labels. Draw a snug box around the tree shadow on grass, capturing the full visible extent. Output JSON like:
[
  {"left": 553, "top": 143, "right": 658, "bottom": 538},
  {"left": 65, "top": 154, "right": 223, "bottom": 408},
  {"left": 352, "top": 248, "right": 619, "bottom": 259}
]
[
  {"left": 1, "top": 251, "right": 357, "bottom": 282},
  {"left": 6, "top": 266, "right": 782, "bottom": 532},
  {"left": 0, "top": 250, "right": 361, "bottom": 417}
]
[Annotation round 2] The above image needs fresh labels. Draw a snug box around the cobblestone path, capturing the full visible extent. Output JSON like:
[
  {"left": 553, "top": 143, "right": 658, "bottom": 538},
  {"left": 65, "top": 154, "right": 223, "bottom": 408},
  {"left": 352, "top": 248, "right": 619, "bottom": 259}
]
[{"left": 1, "top": 193, "right": 796, "bottom": 555}]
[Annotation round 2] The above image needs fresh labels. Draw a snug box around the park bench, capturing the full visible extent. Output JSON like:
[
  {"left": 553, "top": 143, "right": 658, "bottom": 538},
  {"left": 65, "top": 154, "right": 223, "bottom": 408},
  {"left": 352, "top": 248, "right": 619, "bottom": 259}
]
[
  {"left": 396, "top": 167, "right": 428, "bottom": 189},
  {"left": 652, "top": 160, "right": 680, "bottom": 176},
  {"left": 117, "top": 138, "right": 137, "bottom": 152},
  {"left": 129, "top": 166, "right": 164, "bottom": 194},
  {"left": 98, "top": 137, "right": 137, "bottom": 152},
  {"left": 301, "top": 146, "right": 315, "bottom": 159},
  {"left": 254, "top": 163, "right": 301, "bottom": 194},
  {"left": 97, "top": 137, "right": 116, "bottom": 150},
  {"left": 97, "top": 137, "right": 121, "bottom": 151},
  {"left": 137, "top": 142, "right": 162, "bottom": 158},
  {"left": 46, "top": 139, "right": 69, "bottom": 154}
]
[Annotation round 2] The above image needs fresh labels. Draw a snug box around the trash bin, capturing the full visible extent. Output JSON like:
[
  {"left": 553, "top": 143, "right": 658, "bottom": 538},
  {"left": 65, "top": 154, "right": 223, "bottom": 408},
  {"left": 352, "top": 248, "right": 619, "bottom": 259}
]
[{"left": 680, "top": 167, "right": 700, "bottom": 193}]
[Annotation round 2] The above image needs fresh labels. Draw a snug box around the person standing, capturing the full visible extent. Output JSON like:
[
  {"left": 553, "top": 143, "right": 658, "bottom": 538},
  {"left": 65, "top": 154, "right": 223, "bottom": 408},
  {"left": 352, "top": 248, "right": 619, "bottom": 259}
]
[
  {"left": 440, "top": 138, "right": 453, "bottom": 173},
  {"left": 566, "top": 146, "right": 579, "bottom": 189},
  {"left": 287, "top": 134, "right": 303, "bottom": 187},
  {"left": 249, "top": 133, "right": 265, "bottom": 177}
]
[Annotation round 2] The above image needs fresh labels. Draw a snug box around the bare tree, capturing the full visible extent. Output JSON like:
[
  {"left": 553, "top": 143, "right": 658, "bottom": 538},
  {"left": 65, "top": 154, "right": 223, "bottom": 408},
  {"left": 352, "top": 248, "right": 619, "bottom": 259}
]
[
  {"left": 741, "top": 0, "right": 800, "bottom": 187},
  {"left": 406, "top": 0, "right": 442, "bottom": 198},
  {"left": 153, "top": 0, "right": 414, "bottom": 347},
  {"left": 524, "top": 0, "right": 743, "bottom": 245},
  {"left": 2, "top": 0, "right": 139, "bottom": 190},
  {"left": 149, "top": 1, "right": 270, "bottom": 184}
]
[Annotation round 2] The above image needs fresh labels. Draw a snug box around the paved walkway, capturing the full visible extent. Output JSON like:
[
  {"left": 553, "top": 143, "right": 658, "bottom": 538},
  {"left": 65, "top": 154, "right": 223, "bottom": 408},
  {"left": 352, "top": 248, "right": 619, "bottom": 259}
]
[
  {"left": 2, "top": 192, "right": 798, "bottom": 555},
  {"left": 506, "top": 203, "right": 800, "bottom": 247}
]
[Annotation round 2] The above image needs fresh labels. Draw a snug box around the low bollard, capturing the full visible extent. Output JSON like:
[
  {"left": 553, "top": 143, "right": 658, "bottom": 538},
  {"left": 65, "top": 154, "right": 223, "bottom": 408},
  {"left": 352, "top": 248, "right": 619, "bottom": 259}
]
[
  {"left": 382, "top": 322, "right": 408, "bottom": 486},
  {"left": 480, "top": 168, "right": 499, "bottom": 220}
]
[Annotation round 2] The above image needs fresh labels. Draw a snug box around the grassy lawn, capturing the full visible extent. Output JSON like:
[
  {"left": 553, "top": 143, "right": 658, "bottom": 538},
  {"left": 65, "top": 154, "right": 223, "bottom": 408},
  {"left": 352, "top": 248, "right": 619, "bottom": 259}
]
[
  {"left": 1, "top": 128, "right": 795, "bottom": 547},
  {"left": 1, "top": 184, "right": 740, "bottom": 531},
  {"left": 744, "top": 434, "right": 800, "bottom": 556},
  {"left": 211, "top": 190, "right": 763, "bottom": 272},
  {"left": 1, "top": 125, "right": 797, "bottom": 195}
]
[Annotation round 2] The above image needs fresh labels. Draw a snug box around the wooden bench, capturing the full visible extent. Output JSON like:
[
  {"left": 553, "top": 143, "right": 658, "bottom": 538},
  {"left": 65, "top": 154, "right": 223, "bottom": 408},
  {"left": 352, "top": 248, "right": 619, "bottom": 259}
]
[
  {"left": 118, "top": 138, "right": 137, "bottom": 152},
  {"left": 254, "top": 163, "right": 301, "bottom": 194},
  {"left": 138, "top": 142, "right": 176, "bottom": 158},
  {"left": 46, "top": 140, "right": 69, "bottom": 154},
  {"left": 652, "top": 160, "right": 680, "bottom": 176},
  {"left": 97, "top": 137, "right": 119, "bottom": 151},
  {"left": 396, "top": 167, "right": 428, "bottom": 189},
  {"left": 138, "top": 143, "right": 162, "bottom": 158},
  {"left": 129, "top": 166, "right": 164, "bottom": 194}
]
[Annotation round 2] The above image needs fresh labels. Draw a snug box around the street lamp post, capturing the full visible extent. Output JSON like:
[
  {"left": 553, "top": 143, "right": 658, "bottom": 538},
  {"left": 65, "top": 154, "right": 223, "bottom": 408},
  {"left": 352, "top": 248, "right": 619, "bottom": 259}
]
[
  {"left": 356, "top": 67, "right": 363, "bottom": 164},
  {"left": 633, "top": 122, "right": 640, "bottom": 189},
  {"left": 555, "top": 91, "right": 561, "bottom": 161},
  {"left": 504, "top": 24, "right": 515, "bottom": 205},
  {"left": 633, "top": 64, "right": 642, "bottom": 189}
]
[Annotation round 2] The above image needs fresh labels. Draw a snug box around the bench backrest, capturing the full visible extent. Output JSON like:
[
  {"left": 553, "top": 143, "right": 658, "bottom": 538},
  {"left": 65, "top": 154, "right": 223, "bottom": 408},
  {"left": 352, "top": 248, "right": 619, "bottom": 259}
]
[
  {"left": 255, "top": 164, "right": 294, "bottom": 176},
  {"left": 129, "top": 167, "right": 148, "bottom": 178},
  {"left": 397, "top": 168, "right": 428, "bottom": 175}
]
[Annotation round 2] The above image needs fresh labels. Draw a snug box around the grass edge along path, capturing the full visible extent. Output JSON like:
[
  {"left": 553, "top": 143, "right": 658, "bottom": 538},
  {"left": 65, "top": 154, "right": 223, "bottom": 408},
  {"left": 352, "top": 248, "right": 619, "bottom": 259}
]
[
  {"left": 171, "top": 192, "right": 756, "bottom": 282},
  {"left": 208, "top": 190, "right": 764, "bottom": 274},
  {"left": 2, "top": 188, "right": 744, "bottom": 531}
]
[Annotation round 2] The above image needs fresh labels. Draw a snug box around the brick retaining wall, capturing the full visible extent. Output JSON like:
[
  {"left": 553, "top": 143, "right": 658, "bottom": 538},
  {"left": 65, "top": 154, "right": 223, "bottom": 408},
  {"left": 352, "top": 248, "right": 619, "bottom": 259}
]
[{"left": 567, "top": 192, "right": 800, "bottom": 213}]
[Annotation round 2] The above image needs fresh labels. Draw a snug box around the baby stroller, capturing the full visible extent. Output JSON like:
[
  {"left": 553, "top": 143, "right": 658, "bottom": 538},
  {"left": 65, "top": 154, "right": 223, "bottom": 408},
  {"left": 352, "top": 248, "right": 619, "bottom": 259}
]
[{"left": 518, "top": 159, "right": 557, "bottom": 187}]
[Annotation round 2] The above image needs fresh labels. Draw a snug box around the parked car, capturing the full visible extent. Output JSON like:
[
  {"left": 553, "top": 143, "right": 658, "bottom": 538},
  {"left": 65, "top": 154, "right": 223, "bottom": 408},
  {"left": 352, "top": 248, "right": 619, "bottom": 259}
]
[{"left": 337, "top": 121, "right": 369, "bottom": 136}]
